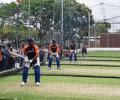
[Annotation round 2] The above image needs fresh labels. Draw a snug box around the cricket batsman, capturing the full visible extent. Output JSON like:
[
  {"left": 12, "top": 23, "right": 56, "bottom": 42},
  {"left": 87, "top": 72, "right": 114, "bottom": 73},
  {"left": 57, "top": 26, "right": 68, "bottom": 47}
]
[
  {"left": 21, "top": 38, "right": 40, "bottom": 86},
  {"left": 48, "top": 40, "right": 61, "bottom": 70}
]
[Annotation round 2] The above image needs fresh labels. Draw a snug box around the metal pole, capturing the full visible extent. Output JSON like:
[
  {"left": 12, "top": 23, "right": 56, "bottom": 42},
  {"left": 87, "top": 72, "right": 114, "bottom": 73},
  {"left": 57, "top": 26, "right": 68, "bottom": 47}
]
[
  {"left": 61, "top": 0, "right": 64, "bottom": 46},
  {"left": 94, "top": 23, "right": 97, "bottom": 47},
  {"left": 107, "top": 31, "right": 109, "bottom": 47},
  {"left": 0, "top": 3, "right": 3, "bottom": 40},
  {"left": 16, "top": 5, "right": 19, "bottom": 52},
  {"left": 88, "top": 12, "right": 91, "bottom": 47},
  {"left": 53, "top": 6, "right": 55, "bottom": 40},
  {"left": 28, "top": 0, "right": 31, "bottom": 38},
  {"left": 0, "top": 2, "right": 6, "bottom": 43}
]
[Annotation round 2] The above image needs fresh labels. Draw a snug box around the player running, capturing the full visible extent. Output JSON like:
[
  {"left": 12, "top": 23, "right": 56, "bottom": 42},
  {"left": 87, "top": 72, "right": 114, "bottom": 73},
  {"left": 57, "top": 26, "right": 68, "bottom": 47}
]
[
  {"left": 48, "top": 40, "right": 61, "bottom": 70},
  {"left": 21, "top": 38, "right": 40, "bottom": 86}
]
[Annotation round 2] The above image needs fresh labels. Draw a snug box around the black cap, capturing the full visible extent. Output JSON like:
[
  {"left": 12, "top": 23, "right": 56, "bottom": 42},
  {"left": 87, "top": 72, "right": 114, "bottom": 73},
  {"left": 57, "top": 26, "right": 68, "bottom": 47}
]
[
  {"left": 27, "top": 38, "right": 34, "bottom": 44},
  {"left": 52, "top": 40, "right": 56, "bottom": 44}
]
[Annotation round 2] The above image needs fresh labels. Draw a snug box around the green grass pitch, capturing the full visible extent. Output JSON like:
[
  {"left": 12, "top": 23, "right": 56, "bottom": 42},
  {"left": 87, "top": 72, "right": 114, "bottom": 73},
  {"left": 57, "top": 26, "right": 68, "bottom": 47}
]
[
  {"left": 0, "top": 64, "right": 120, "bottom": 100},
  {"left": 1, "top": 51, "right": 120, "bottom": 100}
]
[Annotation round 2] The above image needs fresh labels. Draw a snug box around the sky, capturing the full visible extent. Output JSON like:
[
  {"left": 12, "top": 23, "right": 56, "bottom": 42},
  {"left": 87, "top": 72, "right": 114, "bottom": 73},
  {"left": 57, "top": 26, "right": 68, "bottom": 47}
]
[
  {"left": 0, "top": 0, "right": 15, "bottom": 3},
  {"left": 76, "top": 0, "right": 120, "bottom": 32},
  {"left": 1, "top": 0, "right": 120, "bottom": 32},
  {"left": 76, "top": 0, "right": 120, "bottom": 20}
]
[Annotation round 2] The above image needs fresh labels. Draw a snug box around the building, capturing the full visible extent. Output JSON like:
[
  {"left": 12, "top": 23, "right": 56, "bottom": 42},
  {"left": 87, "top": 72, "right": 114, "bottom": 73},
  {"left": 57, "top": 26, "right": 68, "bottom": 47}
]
[{"left": 100, "top": 33, "right": 120, "bottom": 47}]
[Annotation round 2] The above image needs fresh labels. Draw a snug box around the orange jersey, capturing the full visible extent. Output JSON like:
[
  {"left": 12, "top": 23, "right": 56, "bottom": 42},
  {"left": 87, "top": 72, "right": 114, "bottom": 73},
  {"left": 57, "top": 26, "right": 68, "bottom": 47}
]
[
  {"left": 58, "top": 45, "right": 63, "bottom": 55},
  {"left": 21, "top": 47, "right": 25, "bottom": 54},
  {"left": 0, "top": 51, "right": 2, "bottom": 62},
  {"left": 23, "top": 44, "right": 39, "bottom": 59},
  {"left": 49, "top": 44, "right": 59, "bottom": 54}
]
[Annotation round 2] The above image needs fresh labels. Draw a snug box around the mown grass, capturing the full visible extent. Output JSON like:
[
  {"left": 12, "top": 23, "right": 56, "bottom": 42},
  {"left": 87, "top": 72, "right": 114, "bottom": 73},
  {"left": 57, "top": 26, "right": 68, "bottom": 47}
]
[
  {"left": 0, "top": 91, "right": 88, "bottom": 100},
  {"left": 0, "top": 75, "right": 120, "bottom": 86},
  {"left": 40, "top": 65, "right": 120, "bottom": 78},
  {"left": 1, "top": 75, "right": 120, "bottom": 100},
  {"left": 1, "top": 64, "right": 120, "bottom": 86},
  {"left": 77, "top": 51, "right": 120, "bottom": 58},
  {"left": 1, "top": 91, "right": 120, "bottom": 100},
  {"left": 1, "top": 62, "right": 120, "bottom": 100}
]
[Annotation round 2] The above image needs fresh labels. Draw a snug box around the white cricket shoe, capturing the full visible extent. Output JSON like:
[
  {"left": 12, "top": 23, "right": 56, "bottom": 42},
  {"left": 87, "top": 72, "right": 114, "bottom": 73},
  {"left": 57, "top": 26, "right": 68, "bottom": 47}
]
[
  {"left": 36, "top": 82, "right": 40, "bottom": 86},
  {"left": 48, "top": 67, "right": 51, "bottom": 70},
  {"left": 20, "top": 82, "right": 26, "bottom": 86}
]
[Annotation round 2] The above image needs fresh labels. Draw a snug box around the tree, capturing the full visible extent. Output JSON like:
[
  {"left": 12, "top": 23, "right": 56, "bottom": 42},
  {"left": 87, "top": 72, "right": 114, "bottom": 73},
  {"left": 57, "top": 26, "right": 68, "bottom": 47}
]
[
  {"left": 63, "top": 0, "right": 94, "bottom": 42},
  {"left": 0, "top": 3, "right": 17, "bottom": 20},
  {"left": 95, "top": 22, "right": 111, "bottom": 36},
  {"left": 0, "top": 0, "right": 94, "bottom": 43}
]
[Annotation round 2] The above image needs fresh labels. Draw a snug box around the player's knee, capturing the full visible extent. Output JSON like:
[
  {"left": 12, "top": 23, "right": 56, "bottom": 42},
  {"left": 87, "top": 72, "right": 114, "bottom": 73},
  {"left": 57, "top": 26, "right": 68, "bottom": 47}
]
[
  {"left": 49, "top": 58, "right": 52, "bottom": 63},
  {"left": 34, "top": 65, "right": 40, "bottom": 73},
  {"left": 23, "top": 66, "right": 28, "bottom": 72},
  {"left": 56, "top": 58, "right": 60, "bottom": 62}
]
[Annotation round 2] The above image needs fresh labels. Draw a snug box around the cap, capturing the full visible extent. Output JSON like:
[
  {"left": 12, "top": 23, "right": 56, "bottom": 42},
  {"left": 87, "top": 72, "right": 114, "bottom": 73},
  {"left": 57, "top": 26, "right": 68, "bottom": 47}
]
[
  {"left": 27, "top": 38, "right": 34, "bottom": 44},
  {"left": 52, "top": 40, "right": 56, "bottom": 44}
]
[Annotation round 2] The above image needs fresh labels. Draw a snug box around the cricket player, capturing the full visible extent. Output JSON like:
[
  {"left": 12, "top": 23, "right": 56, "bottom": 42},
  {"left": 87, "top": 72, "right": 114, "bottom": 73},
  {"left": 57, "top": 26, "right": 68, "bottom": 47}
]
[
  {"left": 69, "top": 41, "right": 77, "bottom": 61},
  {"left": 0, "top": 45, "right": 3, "bottom": 63},
  {"left": 21, "top": 38, "right": 40, "bottom": 86},
  {"left": 82, "top": 43, "right": 87, "bottom": 58},
  {"left": 48, "top": 40, "right": 61, "bottom": 70}
]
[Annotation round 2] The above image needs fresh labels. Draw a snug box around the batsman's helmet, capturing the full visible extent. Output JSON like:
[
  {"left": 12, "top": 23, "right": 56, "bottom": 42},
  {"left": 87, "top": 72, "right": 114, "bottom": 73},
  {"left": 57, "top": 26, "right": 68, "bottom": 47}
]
[
  {"left": 27, "top": 38, "right": 34, "bottom": 44},
  {"left": 52, "top": 40, "right": 56, "bottom": 44}
]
